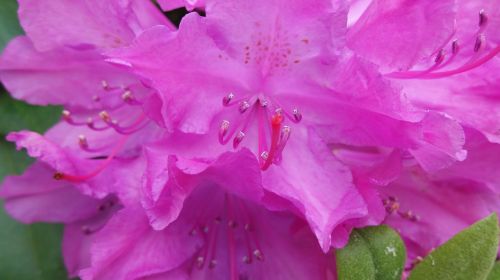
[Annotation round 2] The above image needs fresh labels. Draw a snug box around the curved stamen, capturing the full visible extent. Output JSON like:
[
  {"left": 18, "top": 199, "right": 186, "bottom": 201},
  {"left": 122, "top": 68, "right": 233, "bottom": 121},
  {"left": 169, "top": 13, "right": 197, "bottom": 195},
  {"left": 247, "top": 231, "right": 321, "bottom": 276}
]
[
  {"left": 54, "top": 135, "right": 129, "bottom": 182},
  {"left": 225, "top": 195, "right": 239, "bottom": 280},
  {"left": 386, "top": 9, "right": 499, "bottom": 80},
  {"left": 78, "top": 135, "right": 110, "bottom": 153},
  {"left": 108, "top": 113, "right": 149, "bottom": 135}
]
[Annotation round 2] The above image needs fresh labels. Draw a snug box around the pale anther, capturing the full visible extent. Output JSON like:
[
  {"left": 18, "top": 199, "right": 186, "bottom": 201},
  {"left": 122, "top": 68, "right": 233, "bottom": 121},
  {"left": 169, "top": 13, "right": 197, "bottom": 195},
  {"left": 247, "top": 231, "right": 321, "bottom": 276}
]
[
  {"left": 239, "top": 101, "right": 251, "bottom": 113},
  {"left": 293, "top": 108, "right": 302, "bottom": 122},
  {"left": 233, "top": 131, "right": 245, "bottom": 149},
  {"left": 101, "top": 80, "right": 109, "bottom": 90},
  {"left": 474, "top": 34, "right": 485, "bottom": 52},
  {"left": 99, "top": 111, "right": 111, "bottom": 122},
  {"left": 479, "top": 9, "right": 488, "bottom": 27},
  {"left": 451, "top": 39, "right": 459, "bottom": 54},
  {"left": 260, "top": 151, "right": 269, "bottom": 160},
  {"left": 223, "top": 93, "right": 235, "bottom": 106},
  {"left": 253, "top": 249, "right": 264, "bottom": 261},
  {"left": 78, "top": 135, "right": 88, "bottom": 148}
]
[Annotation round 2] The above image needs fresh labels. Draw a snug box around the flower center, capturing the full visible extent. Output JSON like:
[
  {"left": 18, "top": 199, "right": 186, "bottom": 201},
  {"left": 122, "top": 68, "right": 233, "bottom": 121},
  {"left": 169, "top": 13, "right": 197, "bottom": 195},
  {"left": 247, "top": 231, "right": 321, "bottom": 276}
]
[
  {"left": 386, "top": 9, "right": 499, "bottom": 79},
  {"left": 189, "top": 194, "right": 264, "bottom": 279},
  {"left": 219, "top": 92, "right": 301, "bottom": 170}
]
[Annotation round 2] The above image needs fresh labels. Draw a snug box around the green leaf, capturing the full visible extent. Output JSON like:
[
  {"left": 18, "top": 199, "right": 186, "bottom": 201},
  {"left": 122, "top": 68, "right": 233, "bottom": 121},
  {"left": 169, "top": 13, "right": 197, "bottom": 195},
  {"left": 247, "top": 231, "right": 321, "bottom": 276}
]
[
  {"left": 0, "top": 96, "right": 65, "bottom": 279},
  {"left": 336, "top": 225, "right": 406, "bottom": 280},
  {"left": 0, "top": 91, "right": 61, "bottom": 135},
  {"left": 487, "top": 262, "right": 500, "bottom": 280},
  {"left": 0, "top": 139, "right": 33, "bottom": 180},
  {"left": 0, "top": 0, "right": 23, "bottom": 50},
  {"left": 409, "top": 213, "right": 500, "bottom": 280},
  {"left": 0, "top": 140, "right": 68, "bottom": 280},
  {"left": 0, "top": 205, "right": 67, "bottom": 280}
]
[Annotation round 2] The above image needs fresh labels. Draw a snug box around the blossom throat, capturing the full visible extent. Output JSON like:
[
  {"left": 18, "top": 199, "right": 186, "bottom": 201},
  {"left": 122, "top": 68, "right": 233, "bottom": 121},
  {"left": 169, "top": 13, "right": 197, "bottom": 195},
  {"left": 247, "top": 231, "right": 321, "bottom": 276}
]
[
  {"left": 190, "top": 194, "right": 264, "bottom": 279},
  {"left": 219, "top": 93, "right": 301, "bottom": 170}
]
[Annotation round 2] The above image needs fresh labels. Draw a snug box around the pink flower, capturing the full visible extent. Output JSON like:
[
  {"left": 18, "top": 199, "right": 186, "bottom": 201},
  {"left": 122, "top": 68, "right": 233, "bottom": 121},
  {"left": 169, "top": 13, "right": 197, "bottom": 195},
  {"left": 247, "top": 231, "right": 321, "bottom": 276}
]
[
  {"left": 328, "top": 128, "right": 500, "bottom": 271},
  {"left": 348, "top": 0, "right": 500, "bottom": 142},
  {"left": 0, "top": 1, "right": 175, "bottom": 276},
  {"left": 0, "top": 0, "right": 173, "bottom": 161},
  {"left": 107, "top": 0, "right": 468, "bottom": 250},
  {"left": 380, "top": 165, "right": 500, "bottom": 270},
  {"left": 79, "top": 147, "right": 330, "bottom": 280},
  {"left": 0, "top": 161, "right": 120, "bottom": 277},
  {"left": 1, "top": 0, "right": 497, "bottom": 279}
]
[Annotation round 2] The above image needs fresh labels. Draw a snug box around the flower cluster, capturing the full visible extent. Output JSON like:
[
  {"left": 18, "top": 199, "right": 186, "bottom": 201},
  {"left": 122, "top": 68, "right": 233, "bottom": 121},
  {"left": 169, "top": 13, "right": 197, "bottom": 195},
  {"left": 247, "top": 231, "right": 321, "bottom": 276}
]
[{"left": 0, "top": 0, "right": 499, "bottom": 279}]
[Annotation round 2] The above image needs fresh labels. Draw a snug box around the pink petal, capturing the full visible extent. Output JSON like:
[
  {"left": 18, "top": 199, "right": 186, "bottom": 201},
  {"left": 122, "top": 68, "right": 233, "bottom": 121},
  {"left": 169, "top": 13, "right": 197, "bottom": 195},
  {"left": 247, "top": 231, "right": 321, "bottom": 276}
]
[
  {"left": 107, "top": 17, "right": 250, "bottom": 134},
  {"left": 63, "top": 223, "right": 94, "bottom": 277},
  {"left": 263, "top": 127, "right": 368, "bottom": 251},
  {"left": 347, "top": 0, "right": 456, "bottom": 71},
  {"left": 0, "top": 36, "right": 139, "bottom": 109},
  {"left": 143, "top": 144, "right": 263, "bottom": 230},
  {"left": 0, "top": 163, "right": 100, "bottom": 223},
  {"left": 18, "top": 0, "right": 171, "bottom": 51},
  {"left": 80, "top": 207, "right": 200, "bottom": 280},
  {"left": 381, "top": 167, "right": 500, "bottom": 260}
]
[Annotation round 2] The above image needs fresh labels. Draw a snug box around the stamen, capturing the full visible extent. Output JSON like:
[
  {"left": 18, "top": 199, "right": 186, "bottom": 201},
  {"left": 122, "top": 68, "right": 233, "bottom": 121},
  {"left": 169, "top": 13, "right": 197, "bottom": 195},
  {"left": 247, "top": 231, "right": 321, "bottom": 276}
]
[
  {"left": 108, "top": 113, "right": 149, "bottom": 135},
  {"left": 207, "top": 219, "right": 221, "bottom": 270},
  {"left": 239, "top": 101, "right": 251, "bottom": 113},
  {"left": 53, "top": 135, "right": 129, "bottom": 182},
  {"left": 219, "top": 120, "right": 230, "bottom": 144},
  {"left": 219, "top": 94, "right": 300, "bottom": 169},
  {"left": 223, "top": 93, "right": 235, "bottom": 106},
  {"left": 292, "top": 108, "right": 302, "bottom": 122},
  {"left": 78, "top": 135, "right": 88, "bottom": 149},
  {"left": 62, "top": 110, "right": 71, "bottom": 120},
  {"left": 451, "top": 39, "right": 459, "bottom": 55},
  {"left": 253, "top": 249, "right": 264, "bottom": 261},
  {"left": 233, "top": 131, "right": 245, "bottom": 149},
  {"left": 260, "top": 151, "right": 269, "bottom": 161},
  {"left": 385, "top": 9, "right": 499, "bottom": 80},
  {"left": 225, "top": 195, "right": 239, "bottom": 280},
  {"left": 399, "top": 210, "right": 419, "bottom": 222},
  {"left": 474, "top": 34, "right": 485, "bottom": 52},
  {"left": 121, "top": 90, "right": 141, "bottom": 105},
  {"left": 99, "top": 111, "right": 111, "bottom": 123},
  {"left": 383, "top": 196, "right": 400, "bottom": 214},
  {"left": 479, "top": 9, "right": 488, "bottom": 27},
  {"left": 196, "top": 256, "right": 205, "bottom": 269},
  {"left": 87, "top": 117, "right": 109, "bottom": 131},
  {"left": 101, "top": 80, "right": 110, "bottom": 90},
  {"left": 434, "top": 49, "right": 445, "bottom": 64}
]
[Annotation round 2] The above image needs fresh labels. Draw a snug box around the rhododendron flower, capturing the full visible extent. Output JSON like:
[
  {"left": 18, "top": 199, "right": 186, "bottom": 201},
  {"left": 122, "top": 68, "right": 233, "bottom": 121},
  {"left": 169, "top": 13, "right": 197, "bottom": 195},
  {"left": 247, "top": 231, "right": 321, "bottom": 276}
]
[
  {"left": 348, "top": 0, "right": 500, "bottom": 142},
  {"left": 108, "top": 0, "right": 468, "bottom": 250},
  {"left": 0, "top": 0, "right": 173, "bottom": 161},
  {"left": 0, "top": 0, "right": 499, "bottom": 279},
  {"left": 0, "top": 161, "right": 120, "bottom": 277},
  {"left": 329, "top": 127, "right": 500, "bottom": 270},
  {"left": 79, "top": 147, "right": 332, "bottom": 280}
]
